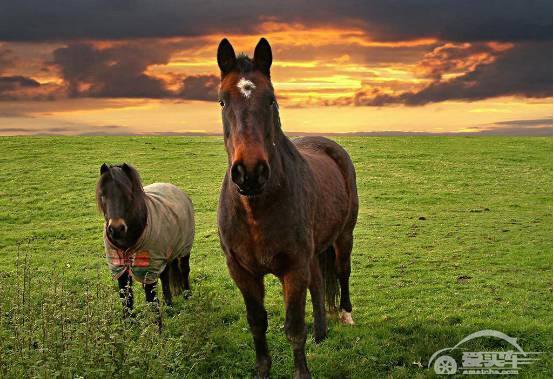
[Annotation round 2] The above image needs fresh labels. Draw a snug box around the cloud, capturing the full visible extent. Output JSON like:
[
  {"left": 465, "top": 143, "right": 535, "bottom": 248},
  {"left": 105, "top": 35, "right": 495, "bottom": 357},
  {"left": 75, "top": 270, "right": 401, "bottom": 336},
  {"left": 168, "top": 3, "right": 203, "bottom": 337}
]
[
  {"left": 0, "top": 75, "right": 40, "bottom": 90},
  {"left": 274, "top": 43, "right": 434, "bottom": 65},
  {"left": 178, "top": 75, "right": 219, "bottom": 101},
  {"left": 466, "top": 117, "right": 553, "bottom": 135},
  {"left": 0, "top": 75, "right": 48, "bottom": 100},
  {"left": 0, "top": 1, "right": 551, "bottom": 43},
  {"left": 0, "top": 2, "right": 551, "bottom": 106},
  {"left": 350, "top": 42, "right": 552, "bottom": 106},
  {"left": 52, "top": 42, "right": 173, "bottom": 98},
  {"left": 0, "top": 117, "right": 135, "bottom": 135},
  {"left": 50, "top": 42, "right": 221, "bottom": 100},
  {"left": 0, "top": 48, "right": 15, "bottom": 72},
  {"left": 0, "top": 49, "right": 42, "bottom": 99},
  {"left": 492, "top": 118, "right": 552, "bottom": 127},
  {"left": 414, "top": 42, "right": 509, "bottom": 80}
]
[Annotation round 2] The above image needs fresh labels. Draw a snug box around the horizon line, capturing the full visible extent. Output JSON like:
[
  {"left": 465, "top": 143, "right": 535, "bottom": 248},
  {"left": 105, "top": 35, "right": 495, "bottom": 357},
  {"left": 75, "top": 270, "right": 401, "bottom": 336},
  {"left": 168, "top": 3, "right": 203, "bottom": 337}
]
[{"left": 1, "top": 128, "right": 552, "bottom": 137}]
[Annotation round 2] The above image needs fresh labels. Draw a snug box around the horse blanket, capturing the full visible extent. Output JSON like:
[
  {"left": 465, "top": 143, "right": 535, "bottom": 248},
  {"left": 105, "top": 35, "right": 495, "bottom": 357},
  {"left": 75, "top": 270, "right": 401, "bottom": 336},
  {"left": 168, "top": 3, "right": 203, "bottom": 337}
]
[{"left": 104, "top": 183, "right": 195, "bottom": 284}]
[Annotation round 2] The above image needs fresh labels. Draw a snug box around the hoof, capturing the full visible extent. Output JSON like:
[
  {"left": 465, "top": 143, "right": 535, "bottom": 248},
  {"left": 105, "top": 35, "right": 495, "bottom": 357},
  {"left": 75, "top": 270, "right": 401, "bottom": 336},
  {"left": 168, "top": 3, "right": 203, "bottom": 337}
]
[
  {"left": 339, "top": 310, "right": 354, "bottom": 325},
  {"left": 122, "top": 308, "right": 135, "bottom": 319},
  {"left": 255, "top": 356, "right": 271, "bottom": 379},
  {"left": 313, "top": 329, "right": 327, "bottom": 344},
  {"left": 254, "top": 368, "right": 270, "bottom": 379},
  {"left": 314, "top": 333, "right": 327, "bottom": 344},
  {"left": 293, "top": 369, "right": 311, "bottom": 379}
]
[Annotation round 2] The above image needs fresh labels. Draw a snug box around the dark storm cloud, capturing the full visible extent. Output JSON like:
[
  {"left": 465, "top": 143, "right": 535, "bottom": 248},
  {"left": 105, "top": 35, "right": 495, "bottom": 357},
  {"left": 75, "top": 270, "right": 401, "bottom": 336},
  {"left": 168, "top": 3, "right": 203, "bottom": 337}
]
[
  {"left": 52, "top": 42, "right": 173, "bottom": 98},
  {"left": 0, "top": 75, "right": 43, "bottom": 99},
  {"left": 0, "top": 1, "right": 551, "bottom": 42},
  {"left": 347, "top": 0, "right": 552, "bottom": 42},
  {"left": 353, "top": 42, "right": 552, "bottom": 106},
  {"left": 178, "top": 75, "right": 219, "bottom": 101},
  {"left": 0, "top": 75, "right": 40, "bottom": 90},
  {"left": 51, "top": 42, "right": 220, "bottom": 99}
]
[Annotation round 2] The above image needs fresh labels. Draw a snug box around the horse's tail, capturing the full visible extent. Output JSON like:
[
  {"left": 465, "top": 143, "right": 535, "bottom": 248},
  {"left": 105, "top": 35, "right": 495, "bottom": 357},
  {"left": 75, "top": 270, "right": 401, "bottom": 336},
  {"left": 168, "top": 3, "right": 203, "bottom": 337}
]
[
  {"left": 166, "top": 255, "right": 190, "bottom": 296},
  {"left": 318, "top": 246, "right": 339, "bottom": 311}
]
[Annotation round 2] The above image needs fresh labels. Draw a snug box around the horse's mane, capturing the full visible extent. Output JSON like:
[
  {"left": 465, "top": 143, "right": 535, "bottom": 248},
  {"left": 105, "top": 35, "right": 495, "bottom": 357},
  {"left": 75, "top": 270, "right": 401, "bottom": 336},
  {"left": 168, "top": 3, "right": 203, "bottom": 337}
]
[{"left": 96, "top": 164, "right": 144, "bottom": 212}]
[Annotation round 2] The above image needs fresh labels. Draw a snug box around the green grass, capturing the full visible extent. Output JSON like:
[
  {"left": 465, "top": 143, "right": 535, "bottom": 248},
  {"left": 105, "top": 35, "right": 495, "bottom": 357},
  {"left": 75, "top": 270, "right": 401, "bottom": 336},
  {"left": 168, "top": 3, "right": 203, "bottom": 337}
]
[{"left": 0, "top": 136, "right": 551, "bottom": 378}]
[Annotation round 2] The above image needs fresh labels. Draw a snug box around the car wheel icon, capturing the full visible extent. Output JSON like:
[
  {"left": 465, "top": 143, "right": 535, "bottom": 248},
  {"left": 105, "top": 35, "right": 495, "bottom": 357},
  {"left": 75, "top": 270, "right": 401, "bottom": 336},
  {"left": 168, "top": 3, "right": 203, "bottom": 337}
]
[{"left": 434, "top": 355, "right": 457, "bottom": 375}]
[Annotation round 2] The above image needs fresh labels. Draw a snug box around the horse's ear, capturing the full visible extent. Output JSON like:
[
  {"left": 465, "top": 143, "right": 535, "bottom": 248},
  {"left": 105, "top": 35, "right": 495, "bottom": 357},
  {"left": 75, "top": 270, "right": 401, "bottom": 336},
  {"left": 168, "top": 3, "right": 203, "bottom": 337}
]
[
  {"left": 121, "top": 163, "right": 132, "bottom": 174},
  {"left": 217, "top": 38, "right": 236, "bottom": 77},
  {"left": 100, "top": 163, "right": 109, "bottom": 175},
  {"left": 254, "top": 38, "right": 272, "bottom": 78}
]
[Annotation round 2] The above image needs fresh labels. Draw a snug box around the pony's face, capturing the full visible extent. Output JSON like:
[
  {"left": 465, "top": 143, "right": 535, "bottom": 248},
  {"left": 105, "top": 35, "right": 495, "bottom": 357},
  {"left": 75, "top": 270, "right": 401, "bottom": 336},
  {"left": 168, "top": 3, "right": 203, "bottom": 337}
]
[
  {"left": 217, "top": 38, "right": 279, "bottom": 197},
  {"left": 96, "top": 163, "right": 138, "bottom": 243}
]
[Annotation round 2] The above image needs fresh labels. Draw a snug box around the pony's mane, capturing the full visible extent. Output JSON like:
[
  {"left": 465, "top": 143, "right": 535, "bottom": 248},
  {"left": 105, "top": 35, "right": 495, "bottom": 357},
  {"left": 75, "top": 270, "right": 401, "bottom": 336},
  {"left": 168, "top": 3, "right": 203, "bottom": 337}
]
[{"left": 96, "top": 164, "right": 144, "bottom": 211}]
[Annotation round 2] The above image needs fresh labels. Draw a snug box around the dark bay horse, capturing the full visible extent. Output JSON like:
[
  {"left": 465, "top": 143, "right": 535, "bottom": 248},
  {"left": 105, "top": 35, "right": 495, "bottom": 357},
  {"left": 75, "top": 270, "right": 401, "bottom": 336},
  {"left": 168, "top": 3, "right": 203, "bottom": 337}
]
[
  {"left": 96, "top": 163, "right": 194, "bottom": 321},
  {"left": 216, "top": 38, "right": 358, "bottom": 378}
]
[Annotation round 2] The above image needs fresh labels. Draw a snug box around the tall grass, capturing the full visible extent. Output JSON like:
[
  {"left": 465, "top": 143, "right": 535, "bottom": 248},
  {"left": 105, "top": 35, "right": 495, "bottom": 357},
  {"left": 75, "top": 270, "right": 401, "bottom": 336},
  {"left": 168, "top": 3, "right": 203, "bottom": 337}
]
[{"left": 0, "top": 238, "right": 213, "bottom": 378}]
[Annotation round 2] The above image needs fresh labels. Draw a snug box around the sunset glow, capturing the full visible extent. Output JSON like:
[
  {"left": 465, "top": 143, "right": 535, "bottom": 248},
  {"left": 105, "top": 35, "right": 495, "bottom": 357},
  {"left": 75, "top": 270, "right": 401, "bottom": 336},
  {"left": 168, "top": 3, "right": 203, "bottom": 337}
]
[{"left": 0, "top": 2, "right": 551, "bottom": 135}]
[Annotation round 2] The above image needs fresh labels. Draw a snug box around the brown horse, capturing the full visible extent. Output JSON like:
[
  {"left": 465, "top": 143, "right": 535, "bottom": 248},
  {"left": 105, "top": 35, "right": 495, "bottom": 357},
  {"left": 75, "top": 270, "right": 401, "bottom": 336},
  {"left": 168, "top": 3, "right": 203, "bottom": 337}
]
[{"left": 216, "top": 38, "right": 358, "bottom": 378}]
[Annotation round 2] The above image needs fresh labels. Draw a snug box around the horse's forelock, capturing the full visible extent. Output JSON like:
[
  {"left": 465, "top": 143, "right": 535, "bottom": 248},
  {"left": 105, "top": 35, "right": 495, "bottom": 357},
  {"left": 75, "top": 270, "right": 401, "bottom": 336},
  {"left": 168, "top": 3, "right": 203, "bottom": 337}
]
[
  {"left": 236, "top": 54, "right": 254, "bottom": 73},
  {"left": 97, "top": 165, "right": 143, "bottom": 210},
  {"left": 112, "top": 165, "right": 143, "bottom": 199}
]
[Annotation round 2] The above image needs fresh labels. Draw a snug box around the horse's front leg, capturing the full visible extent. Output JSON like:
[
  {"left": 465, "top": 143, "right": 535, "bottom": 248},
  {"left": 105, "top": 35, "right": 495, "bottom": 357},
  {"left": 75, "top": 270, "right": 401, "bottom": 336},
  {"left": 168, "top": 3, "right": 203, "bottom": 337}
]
[
  {"left": 227, "top": 256, "right": 271, "bottom": 378},
  {"left": 117, "top": 271, "right": 134, "bottom": 318},
  {"left": 143, "top": 282, "right": 162, "bottom": 331},
  {"left": 282, "top": 267, "right": 311, "bottom": 379}
]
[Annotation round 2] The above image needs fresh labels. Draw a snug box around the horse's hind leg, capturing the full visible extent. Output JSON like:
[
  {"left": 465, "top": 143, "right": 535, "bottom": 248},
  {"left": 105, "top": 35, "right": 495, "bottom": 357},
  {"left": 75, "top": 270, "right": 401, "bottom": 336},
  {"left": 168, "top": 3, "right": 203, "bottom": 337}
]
[
  {"left": 334, "top": 232, "right": 354, "bottom": 325},
  {"left": 309, "top": 258, "right": 327, "bottom": 343},
  {"left": 160, "top": 268, "right": 173, "bottom": 307},
  {"left": 181, "top": 255, "right": 191, "bottom": 297}
]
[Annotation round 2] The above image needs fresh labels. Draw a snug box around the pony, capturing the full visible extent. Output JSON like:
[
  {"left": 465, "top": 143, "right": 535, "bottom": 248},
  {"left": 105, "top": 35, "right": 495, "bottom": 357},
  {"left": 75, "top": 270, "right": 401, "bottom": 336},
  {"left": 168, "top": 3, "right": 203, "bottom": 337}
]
[
  {"left": 96, "top": 163, "right": 194, "bottom": 322},
  {"left": 216, "top": 38, "right": 359, "bottom": 378}
]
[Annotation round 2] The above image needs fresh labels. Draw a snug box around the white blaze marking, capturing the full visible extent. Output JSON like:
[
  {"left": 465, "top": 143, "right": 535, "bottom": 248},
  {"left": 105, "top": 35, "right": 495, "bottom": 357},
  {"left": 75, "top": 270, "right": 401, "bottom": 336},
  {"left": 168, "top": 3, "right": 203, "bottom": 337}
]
[{"left": 237, "top": 77, "right": 256, "bottom": 98}]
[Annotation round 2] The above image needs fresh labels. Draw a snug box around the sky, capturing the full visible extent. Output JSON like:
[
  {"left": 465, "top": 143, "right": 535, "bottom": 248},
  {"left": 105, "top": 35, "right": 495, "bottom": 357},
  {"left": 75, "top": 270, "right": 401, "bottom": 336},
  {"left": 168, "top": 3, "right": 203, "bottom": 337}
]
[{"left": 0, "top": 0, "right": 552, "bottom": 136}]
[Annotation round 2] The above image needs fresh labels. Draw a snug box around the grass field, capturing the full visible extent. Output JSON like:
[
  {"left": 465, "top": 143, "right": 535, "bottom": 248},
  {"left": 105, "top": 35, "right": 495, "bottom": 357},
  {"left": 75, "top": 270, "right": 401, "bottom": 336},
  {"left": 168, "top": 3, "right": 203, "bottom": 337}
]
[{"left": 0, "top": 136, "right": 552, "bottom": 378}]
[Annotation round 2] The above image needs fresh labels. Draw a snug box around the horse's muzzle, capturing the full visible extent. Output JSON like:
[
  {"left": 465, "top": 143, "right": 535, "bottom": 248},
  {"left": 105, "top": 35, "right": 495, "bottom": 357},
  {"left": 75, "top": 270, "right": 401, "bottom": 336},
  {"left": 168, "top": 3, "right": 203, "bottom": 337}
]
[
  {"left": 108, "top": 218, "right": 128, "bottom": 239},
  {"left": 231, "top": 160, "right": 270, "bottom": 197}
]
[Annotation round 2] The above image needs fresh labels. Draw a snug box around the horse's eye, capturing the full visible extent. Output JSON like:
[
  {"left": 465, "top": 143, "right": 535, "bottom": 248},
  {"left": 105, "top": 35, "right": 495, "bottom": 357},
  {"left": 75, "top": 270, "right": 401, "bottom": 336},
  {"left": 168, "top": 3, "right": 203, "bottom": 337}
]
[{"left": 219, "top": 100, "right": 225, "bottom": 107}]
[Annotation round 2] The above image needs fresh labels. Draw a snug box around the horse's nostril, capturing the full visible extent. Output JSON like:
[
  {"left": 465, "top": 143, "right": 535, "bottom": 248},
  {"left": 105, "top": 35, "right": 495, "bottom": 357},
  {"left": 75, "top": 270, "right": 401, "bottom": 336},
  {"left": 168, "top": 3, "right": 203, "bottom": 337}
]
[
  {"left": 231, "top": 161, "right": 269, "bottom": 194},
  {"left": 256, "top": 162, "right": 270, "bottom": 185},
  {"left": 108, "top": 222, "right": 126, "bottom": 236},
  {"left": 231, "top": 163, "right": 246, "bottom": 186}
]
